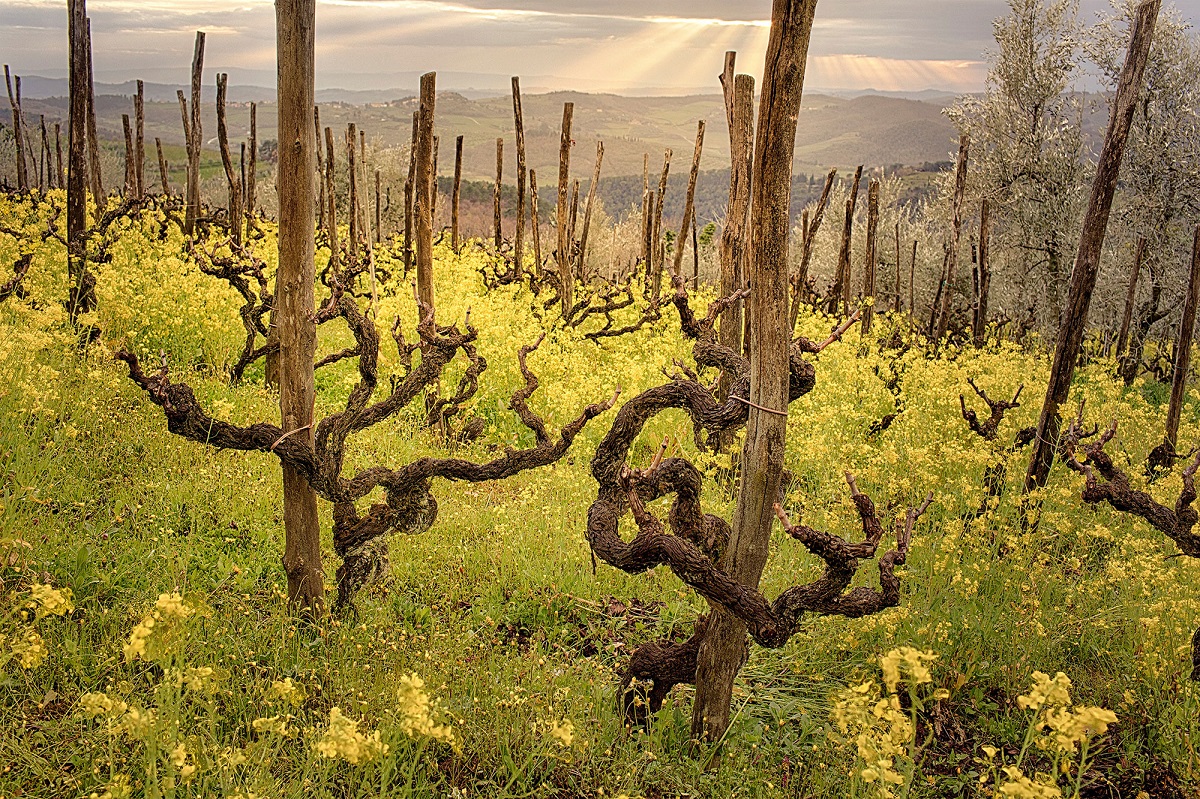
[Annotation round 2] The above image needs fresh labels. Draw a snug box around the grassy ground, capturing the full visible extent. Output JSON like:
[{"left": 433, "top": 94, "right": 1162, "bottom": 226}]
[{"left": 1, "top": 193, "right": 1198, "bottom": 798}]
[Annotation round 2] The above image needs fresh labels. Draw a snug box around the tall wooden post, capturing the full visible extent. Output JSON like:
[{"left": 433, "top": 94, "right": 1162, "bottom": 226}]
[
  {"left": 54, "top": 122, "right": 64, "bottom": 190},
  {"left": 183, "top": 32, "right": 205, "bottom": 235},
  {"left": 861, "top": 180, "right": 879, "bottom": 333},
  {"left": 720, "top": 73, "right": 755, "bottom": 378},
  {"left": 790, "top": 167, "right": 835, "bottom": 328},
  {"left": 134, "top": 79, "right": 145, "bottom": 200},
  {"left": 374, "top": 169, "right": 381, "bottom": 245},
  {"left": 155, "top": 138, "right": 169, "bottom": 195},
  {"left": 556, "top": 102, "right": 574, "bottom": 315},
  {"left": 216, "top": 73, "right": 243, "bottom": 247},
  {"left": 84, "top": 22, "right": 104, "bottom": 215},
  {"left": 1115, "top": 237, "right": 1146, "bottom": 362},
  {"left": 66, "top": 0, "right": 93, "bottom": 323},
  {"left": 651, "top": 149, "right": 672, "bottom": 301},
  {"left": 403, "top": 111, "right": 417, "bottom": 275},
  {"left": 828, "top": 165, "right": 862, "bottom": 315},
  {"left": 529, "top": 168, "right": 542, "bottom": 276},
  {"left": 1161, "top": 227, "right": 1200, "bottom": 456},
  {"left": 415, "top": 72, "right": 437, "bottom": 312},
  {"left": 276, "top": 0, "right": 323, "bottom": 612},
  {"left": 494, "top": 137, "right": 504, "bottom": 249},
  {"left": 973, "top": 199, "right": 991, "bottom": 348},
  {"left": 511, "top": 77, "right": 527, "bottom": 275},
  {"left": 933, "top": 134, "right": 969, "bottom": 345},
  {"left": 122, "top": 114, "right": 135, "bottom": 196},
  {"left": 691, "top": 0, "right": 817, "bottom": 743},
  {"left": 4, "top": 66, "right": 28, "bottom": 191},
  {"left": 673, "top": 120, "right": 705, "bottom": 277},
  {"left": 578, "top": 141, "right": 604, "bottom": 280},
  {"left": 451, "top": 135, "right": 463, "bottom": 253},
  {"left": 347, "top": 123, "right": 359, "bottom": 267},
  {"left": 1025, "top": 0, "right": 1161, "bottom": 493}
]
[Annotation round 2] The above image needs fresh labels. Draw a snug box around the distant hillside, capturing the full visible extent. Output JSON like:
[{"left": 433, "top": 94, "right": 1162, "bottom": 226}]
[{"left": 18, "top": 85, "right": 961, "bottom": 187}]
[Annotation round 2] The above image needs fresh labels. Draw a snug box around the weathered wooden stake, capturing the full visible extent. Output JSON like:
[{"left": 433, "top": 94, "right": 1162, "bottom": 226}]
[
  {"left": 54, "top": 122, "right": 64, "bottom": 190},
  {"left": 415, "top": 72, "right": 437, "bottom": 312},
  {"left": 1115, "top": 237, "right": 1146, "bottom": 362},
  {"left": 276, "top": 0, "right": 323, "bottom": 612},
  {"left": 973, "top": 199, "right": 991, "bottom": 348},
  {"left": 66, "top": 0, "right": 94, "bottom": 323},
  {"left": 692, "top": 0, "right": 817, "bottom": 743},
  {"left": 651, "top": 149, "right": 672, "bottom": 300},
  {"left": 216, "top": 73, "right": 243, "bottom": 246},
  {"left": 828, "top": 165, "right": 862, "bottom": 315},
  {"left": 556, "top": 102, "right": 575, "bottom": 314},
  {"left": 4, "top": 66, "right": 28, "bottom": 191},
  {"left": 511, "top": 77, "right": 527, "bottom": 275},
  {"left": 790, "top": 167, "right": 835, "bottom": 327},
  {"left": 404, "top": 110, "right": 417, "bottom": 275},
  {"left": 673, "top": 120, "right": 706, "bottom": 277},
  {"left": 529, "top": 168, "right": 542, "bottom": 276},
  {"left": 134, "top": 79, "right": 145, "bottom": 199},
  {"left": 84, "top": 22, "right": 105, "bottom": 215},
  {"left": 181, "top": 31, "right": 205, "bottom": 235},
  {"left": 451, "top": 134, "right": 463, "bottom": 253},
  {"left": 933, "top": 134, "right": 969, "bottom": 344},
  {"left": 122, "top": 113, "right": 135, "bottom": 195},
  {"left": 1160, "top": 226, "right": 1200, "bottom": 457},
  {"left": 494, "top": 137, "right": 504, "bottom": 249},
  {"left": 155, "top": 138, "right": 169, "bottom": 195},
  {"left": 579, "top": 141, "right": 605, "bottom": 280},
  {"left": 720, "top": 73, "right": 754, "bottom": 367},
  {"left": 861, "top": 180, "right": 879, "bottom": 333}
]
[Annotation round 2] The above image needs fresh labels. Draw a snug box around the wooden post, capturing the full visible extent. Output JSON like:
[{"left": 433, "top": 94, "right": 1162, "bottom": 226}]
[
  {"left": 555, "top": 102, "right": 575, "bottom": 314},
  {"left": 910, "top": 240, "right": 918, "bottom": 316},
  {"left": 403, "top": 110, "right": 417, "bottom": 275},
  {"left": 973, "top": 199, "right": 991, "bottom": 348},
  {"left": 673, "top": 120, "right": 705, "bottom": 277},
  {"left": 691, "top": 0, "right": 817, "bottom": 743},
  {"left": 789, "top": 166, "right": 835, "bottom": 328},
  {"left": 245, "top": 104, "right": 257, "bottom": 228},
  {"left": 720, "top": 73, "right": 754, "bottom": 368},
  {"left": 933, "top": 134, "right": 969, "bottom": 344},
  {"left": 578, "top": 141, "right": 604, "bottom": 281},
  {"left": 651, "top": 149, "right": 672, "bottom": 301},
  {"left": 374, "top": 169, "right": 381, "bottom": 245},
  {"left": 216, "top": 73, "right": 243, "bottom": 247},
  {"left": 85, "top": 22, "right": 105, "bottom": 215},
  {"left": 324, "top": 127, "right": 339, "bottom": 271},
  {"left": 314, "top": 106, "right": 324, "bottom": 232},
  {"left": 451, "top": 134, "right": 463, "bottom": 253},
  {"left": 276, "top": 0, "right": 323, "bottom": 613},
  {"left": 4, "top": 66, "right": 28, "bottom": 191},
  {"left": 183, "top": 32, "right": 205, "bottom": 235},
  {"left": 134, "top": 79, "right": 145, "bottom": 200},
  {"left": 66, "top": 0, "right": 93, "bottom": 323},
  {"left": 155, "top": 138, "right": 169, "bottom": 195},
  {"left": 567, "top": 179, "right": 580, "bottom": 274},
  {"left": 643, "top": 188, "right": 656, "bottom": 285},
  {"left": 893, "top": 222, "right": 902, "bottom": 313},
  {"left": 861, "top": 180, "right": 879, "bottom": 334},
  {"left": 1115, "top": 237, "right": 1146, "bottom": 362},
  {"left": 39, "top": 116, "right": 50, "bottom": 190},
  {"left": 511, "top": 77, "right": 527, "bottom": 276},
  {"left": 641, "top": 153, "right": 651, "bottom": 277},
  {"left": 54, "top": 122, "right": 64, "bottom": 190},
  {"left": 1162, "top": 226, "right": 1200, "bottom": 455},
  {"left": 122, "top": 114, "right": 135, "bottom": 196},
  {"left": 828, "top": 165, "right": 862, "bottom": 315},
  {"left": 1025, "top": 0, "right": 1161, "bottom": 493},
  {"left": 415, "top": 72, "right": 436, "bottom": 312},
  {"left": 529, "top": 168, "right": 542, "bottom": 276},
  {"left": 347, "top": 123, "right": 359, "bottom": 267},
  {"left": 494, "top": 137, "right": 504, "bottom": 249},
  {"left": 431, "top": 135, "right": 440, "bottom": 226}
]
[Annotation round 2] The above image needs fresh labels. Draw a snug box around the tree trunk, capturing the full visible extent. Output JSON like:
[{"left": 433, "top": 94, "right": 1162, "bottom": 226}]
[
  {"left": 275, "top": 0, "right": 323, "bottom": 613},
  {"left": 183, "top": 31, "right": 205, "bottom": 236},
  {"left": 861, "top": 180, "right": 879, "bottom": 334},
  {"left": 512, "top": 77, "right": 527, "bottom": 276},
  {"left": 673, "top": 121, "right": 706, "bottom": 278},
  {"left": 1025, "top": 0, "right": 1160, "bottom": 493},
  {"left": 933, "top": 133, "right": 969, "bottom": 344},
  {"left": 1116, "top": 237, "right": 1145, "bottom": 363},
  {"left": 66, "top": 0, "right": 94, "bottom": 324},
  {"left": 973, "top": 198, "right": 991, "bottom": 348},
  {"left": 691, "top": 0, "right": 817, "bottom": 744},
  {"left": 556, "top": 102, "right": 575, "bottom": 316},
  {"left": 415, "top": 72, "right": 437, "bottom": 312}
]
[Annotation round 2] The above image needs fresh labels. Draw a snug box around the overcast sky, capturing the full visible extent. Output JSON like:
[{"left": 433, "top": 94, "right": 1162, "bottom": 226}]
[{"left": 1, "top": 0, "right": 1190, "bottom": 94}]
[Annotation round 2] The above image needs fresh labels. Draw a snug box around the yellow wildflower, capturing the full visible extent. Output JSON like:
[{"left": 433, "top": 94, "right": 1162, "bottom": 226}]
[
  {"left": 270, "top": 677, "right": 305, "bottom": 706},
  {"left": 79, "top": 692, "right": 129, "bottom": 719},
  {"left": 252, "top": 715, "right": 292, "bottom": 737},
  {"left": 1017, "top": 671, "right": 1072, "bottom": 710},
  {"left": 29, "top": 583, "right": 74, "bottom": 617},
  {"left": 879, "top": 647, "right": 936, "bottom": 693},
  {"left": 11, "top": 629, "right": 47, "bottom": 668},
  {"left": 314, "top": 707, "right": 389, "bottom": 764},
  {"left": 998, "top": 766, "right": 1063, "bottom": 798},
  {"left": 396, "top": 673, "right": 456, "bottom": 746},
  {"left": 547, "top": 719, "right": 574, "bottom": 748}
]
